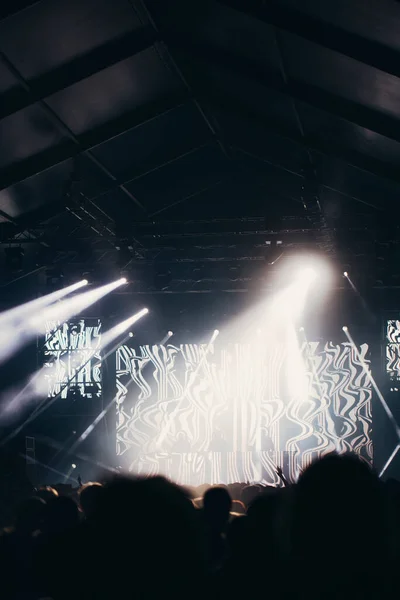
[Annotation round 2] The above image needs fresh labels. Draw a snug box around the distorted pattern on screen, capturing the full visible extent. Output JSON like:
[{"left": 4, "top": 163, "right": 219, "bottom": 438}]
[
  {"left": 44, "top": 318, "right": 102, "bottom": 399},
  {"left": 116, "top": 341, "right": 372, "bottom": 484},
  {"left": 386, "top": 320, "right": 400, "bottom": 381}
]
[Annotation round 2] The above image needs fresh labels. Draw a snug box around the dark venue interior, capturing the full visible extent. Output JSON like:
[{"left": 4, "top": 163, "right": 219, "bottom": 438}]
[{"left": 0, "top": 1, "right": 400, "bottom": 598}]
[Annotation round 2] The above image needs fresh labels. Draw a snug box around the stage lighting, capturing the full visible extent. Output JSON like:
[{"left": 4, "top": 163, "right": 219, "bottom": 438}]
[
  {"left": 128, "top": 332, "right": 134, "bottom": 338},
  {"left": 103, "top": 307, "right": 149, "bottom": 343},
  {"left": 301, "top": 267, "right": 317, "bottom": 284},
  {"left": 71, "top": 463, "right": 76, "bottom": 469},
  {"left": 28, "top": 278, "right": 127, "bottom": 334},
  {"left": 343, "top": 271, "right": 348, "bottom": 277},
  {"left": 167, "top": 331, "right": 173, "bottom": 337},
  {"left": 119, "top": 277, "right": 128, "bottom": 284},
  {"left": 81, "top": 279, "right": 88, "bottom": 286},
  {"left": 342, "top": 326, "right": 348, "bottom": 332}
]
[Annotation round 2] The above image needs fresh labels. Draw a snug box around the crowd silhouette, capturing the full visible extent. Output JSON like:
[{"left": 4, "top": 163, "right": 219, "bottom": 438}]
[{"left": 0, "top": 453, "right": 398, "bottom": 599}]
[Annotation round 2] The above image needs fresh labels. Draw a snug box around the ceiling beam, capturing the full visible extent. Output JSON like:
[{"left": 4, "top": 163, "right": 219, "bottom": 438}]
[
  {"left": 0, "top": 26, "right": 159, "bottom": 120},
  {"left": 0, "top": 92, "right": 190, "bottom": 192},
  {"left": 86, "top": 138, "right": 214, "bottom": 200},
  {"left": 202, "top": 89, "right": 400, "bottom": 188},
  {"left": 0, "top": 0, "right": 41, "bottom": 21},
  {"left": 168, "top": 33, "right": 400, "bottom": 145},
  {"left": 218, "top": 0, "right": 400, "bottom": 79},
  {"left": 81, "top": 86, "right": 400, "bottom": 208},
  {"left": 140, "top": 0, "right": 232, "bottom": 161}
]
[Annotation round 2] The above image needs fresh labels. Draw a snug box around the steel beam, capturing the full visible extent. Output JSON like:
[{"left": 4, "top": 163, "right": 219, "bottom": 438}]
[
  {"left": 219, "top": 0, "right": 400, "bottom": 79},
  {"left": 0, "top": 27, "right": 158, "bottom": 120},
  {"left": 168, "top": 33, "right": 400, "bottom": 145},
  {"left": 204, "top": 90, "right": 400, "bottom": 188},
  {"left": 0, "top": 0, "right": 41, "bottom": 21},
  {"left": 87, "top": 138, "right": 213, "bottom": 200},
  {"left": 0, "top": 92, "right": 190, "bottom": 191}
]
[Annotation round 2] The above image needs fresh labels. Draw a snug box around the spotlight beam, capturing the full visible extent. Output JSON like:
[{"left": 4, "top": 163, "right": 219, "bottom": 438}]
[
  {"left": 100, "top": 308, "right": 148, "bottom": 348},
  {"left": 35, "top": 309, "right": 148, "bottom": 420},
  {"left": 0, "top": 306, "right": 147, "bottom": 446},
  {"left": 156, "top": 329, "right": 219, "bottom": 448},
  {"left": 0, "top": 279, "right": 88, "bottom": 328},
  {"left": 32, "top": 435, "right": 118, "bottom": 475},
  {"left": 379, "top": 443, "right": 400, "bottom": 479},
  {"left": 67, "top": 331, "right": 173, "bottom": 455},
  {"left": 19, "top": 453, "right": 80, "bottom": 485},
  {"left": 0, "top": 279, "right": 123, "bottom": 367},
  {"left": 47, "top": 326, "right": 140, "bottom": 467},
  {"left": 0, "top": 279, "right": 128, "bottom": 424},
  {"left": 29, "top": 278, "right": 126, "bottom": 333},
  {"left": 343, "top": 327, "right": 399, "bottom": 436},
  {"left": 343, "top": 326, "right": 400, "bottom": 477},
  {"left": 300, "top": 327, "right": 342, "bottom": 452}
]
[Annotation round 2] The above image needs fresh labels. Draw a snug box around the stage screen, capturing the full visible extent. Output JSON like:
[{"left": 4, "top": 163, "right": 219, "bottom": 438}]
[
  {"left": 386, "top": 320, "right": 400, "bottom": 382},
  {"left": 116, "top": 340, "right": 372, "bottom": 485},
  {"left": 43, "top": 318, "right": 102, "bottom": 399}
]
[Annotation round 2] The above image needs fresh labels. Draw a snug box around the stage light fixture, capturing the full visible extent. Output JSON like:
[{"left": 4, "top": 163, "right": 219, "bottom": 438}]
[
  {"left": 343, "top": 271, "right": 348, "bottom": 277},
  {"left": 71, "top": 463, "right": 76, "bottom": 469},
  {"left": 105, "top": 307, "right": 149, "bottom": 340},
  {"left": 167, "top": 331, "right": 173, "bottom": 337},
  {"left": 119, "top": 277, "right": 128, "bottom": 284},
  {"left": 128, "top": 332, "right": 134, "bottom": 338},
  {"left": 214, "top": 329, "right": 220, "bottom": 335},
  {"left": 29, "top": 278, "right": 127, "bottom": 334},
  {"left": 342, "top": 326, "right": 348, "bottom": 332}
]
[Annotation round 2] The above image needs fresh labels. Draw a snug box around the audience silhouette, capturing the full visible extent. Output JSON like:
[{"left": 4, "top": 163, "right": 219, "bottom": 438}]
[{"left": 0, "top": 452, "right": 396, "bottom": 599}]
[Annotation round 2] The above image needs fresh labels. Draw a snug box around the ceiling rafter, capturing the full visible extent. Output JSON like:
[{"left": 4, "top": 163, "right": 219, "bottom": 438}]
[
  {"left": 0, "top": 92, "right": 190, "bottom": 192},
  {"left": 202, "top": 90, "right": 397, "bottom": 203},
  {"left": 139, "top": 0, "right": 233, "bottom": 160},
  {"left": 75, "top": 89, "right": 397, "bottom": 212},
  {"left": 218, "top": 0, "right": 400, "bottom": 79},
  {"left": 0, "top": 26, "right": 159, "bottom": 121},
  {"left": 0, "top": 0, "right": 42, "bottom": 21},
  {"left": 0, "top": 10, "right": 397, "bottom": 204},
  {"left": 86, "top": 138, "right": 214, "bottom": 200},
  {"left": 167, "top": 32, "right": 400, "bottom": 145},
  {"left": 0, "top": 50, "right": 148, "bottom": 213}
]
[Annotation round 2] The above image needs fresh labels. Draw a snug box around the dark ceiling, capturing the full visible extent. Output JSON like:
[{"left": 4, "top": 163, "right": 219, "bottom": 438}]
[{"left": 0, "top": 0, "right": 399, "bottom": 294}]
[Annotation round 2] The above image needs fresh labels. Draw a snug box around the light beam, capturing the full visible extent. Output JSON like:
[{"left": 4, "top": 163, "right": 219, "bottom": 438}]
[{"left": 343, "top": 326, "right": 400, "bottom": 477}]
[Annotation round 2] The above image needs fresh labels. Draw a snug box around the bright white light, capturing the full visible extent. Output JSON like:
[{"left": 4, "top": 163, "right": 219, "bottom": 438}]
[
  {"left": 120, "top": 277, "right": 127, "bottom": 284},
  {"left": 342, "top": 326, "right": 348, "bottom": 332},
  {"left": 102, "top": 308, "right": 149, "bottom": 345},
  {"left": 214, "top": 329, "right": 220, "bottom": 336},
  {"left": 128, "top": 332, "right": 134, "bottom": 338},
  {"left": 277, "top": 256, "right": 333, "bottom": 296},
  {"left": 31, "top": 278, "right": 127, "bottom": 332},
  {"left": 286, "top": 323, "right": 309, "bottom": 404},
  {"left": 343, "top": 271, "right": 348, "bottom": 277},
  {"left": 0, "top": 279, "right": 88, "bottom": 329},
  {"left": 71, "top": 463, "right": 76, "bottom": 469},
  {"left": 300, "top": 267, "right": 317, "bottom": 284},
  {"left": 167, "top": 331, "right": 173, "bottom": 337}
]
